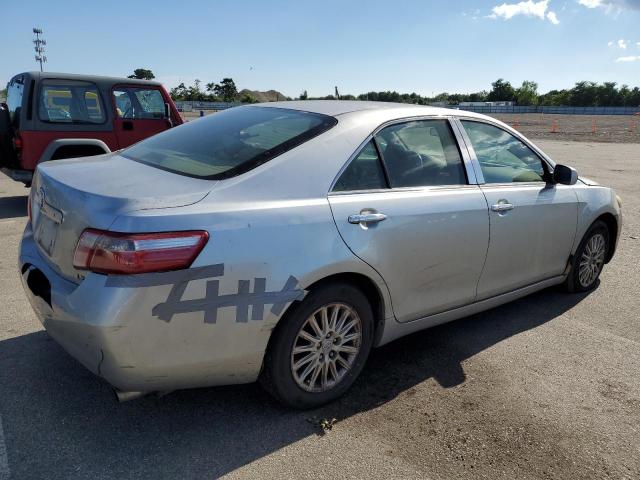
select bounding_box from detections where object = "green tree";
[515,80,539,106]
[487,79,515,102]
[128,68,155,80]
[299,90,308,100]
[0,87,7,101]
[240,93,259,103]
[169,82,188,100]
[627,87,640,107]
[597,82,620,106]
[213,78,238,102]
[569,81,598,106]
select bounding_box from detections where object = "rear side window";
[38,80,105,124]
[122,106,337,179]
[375,120,467,188]
[333,140,387,192]
[6,76,25,127]
[113,88,165,119]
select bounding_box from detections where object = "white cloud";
[637,41,640,47]
[546,10,560,22]
[616,55,640,62]
[577,0,640,12]
[618,39,628,49]
[608,40,614,46]
[489,0,560,24]
[578,0,603,6]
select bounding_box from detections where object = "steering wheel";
[121,105,134,119]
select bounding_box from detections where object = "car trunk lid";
[31,152,215,282]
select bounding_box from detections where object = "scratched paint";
[105,263,306,323]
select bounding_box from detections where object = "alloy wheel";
[578,233,606,288]
[290,303,362,393]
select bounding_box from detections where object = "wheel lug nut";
[329,352,335,358]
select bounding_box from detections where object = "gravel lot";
[491,113,640,144]
[0,140,638,479]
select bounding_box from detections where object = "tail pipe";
[114,390,148,402]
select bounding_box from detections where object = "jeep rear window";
[6,76,24,128]
[38,80,105,124]
[121,106,337,179]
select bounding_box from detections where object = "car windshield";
[122,106,337,179]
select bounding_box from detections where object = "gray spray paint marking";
[105,263,306,323]
[153,274,305,323]
[0,415,9,480]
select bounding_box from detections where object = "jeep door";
[112,86,172,147]
[329,118,490,323]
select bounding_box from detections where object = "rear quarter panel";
[105,197,393,388]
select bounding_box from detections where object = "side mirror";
[552,164,578,185]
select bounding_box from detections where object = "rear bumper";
[19,225,268,392]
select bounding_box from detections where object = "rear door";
[329,118,489,323]
[112,86,171,148]
[457,119,578,300]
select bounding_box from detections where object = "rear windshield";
[122,106,337,179]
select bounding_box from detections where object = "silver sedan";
[19,101,622,408]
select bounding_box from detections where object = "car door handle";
[491,202,515,212]
[348,213,387,224]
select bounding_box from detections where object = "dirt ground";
[479,113,639,144]
[0,140,639,479]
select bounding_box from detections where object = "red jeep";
[0,72,182,185]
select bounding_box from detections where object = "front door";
[112,86,170,148]
[329,119,489,323]
[458,119,578,300]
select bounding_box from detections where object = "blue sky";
[2,0,639,97]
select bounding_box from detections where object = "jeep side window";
[113,88,165,120]
[38,80,105,124]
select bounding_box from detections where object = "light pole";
[33,28,47,72]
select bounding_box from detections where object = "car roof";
[252,99,488,121]
[15,71,163,88]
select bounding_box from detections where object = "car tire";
[260,282,374,409]
[563,220,610,293]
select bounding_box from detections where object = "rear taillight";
[13,134,23,151]
[73,229,209,275]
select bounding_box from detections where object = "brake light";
[13,134,22,151]
[73,229,209,275]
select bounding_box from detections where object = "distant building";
[459,101,514,107]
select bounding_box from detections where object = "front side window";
[122,106,337,179]
[333,140,387,192]
[39,80,105,124]
[461,121,547,183]
[113,88,164,119]
[6,76,25,127]
[375,120,467,188]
